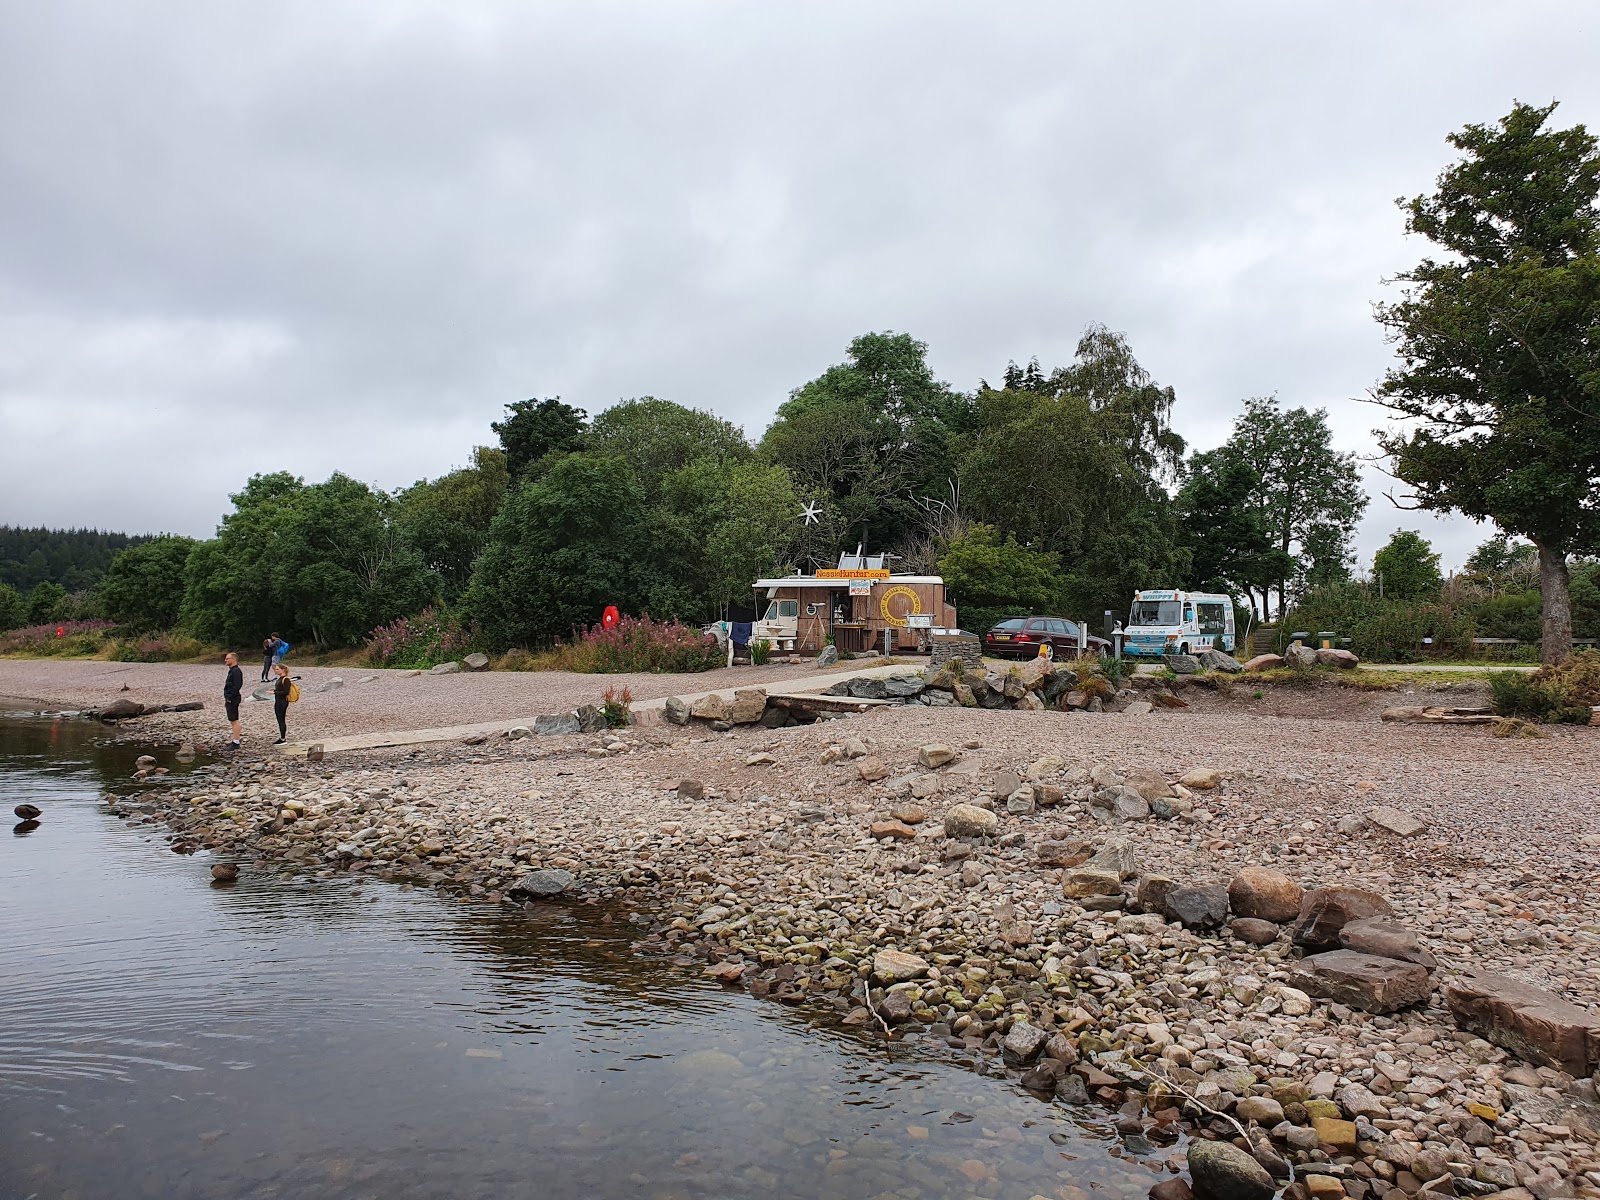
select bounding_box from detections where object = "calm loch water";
[0,715,1155,1200]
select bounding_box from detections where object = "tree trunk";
[1536,542,1573,666]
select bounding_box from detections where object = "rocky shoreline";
[92,667,1600,1200]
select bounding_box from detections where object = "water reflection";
[0,715,1153,1200]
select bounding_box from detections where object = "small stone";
[916,743,958,768]
[1178,767,1221,790]
[1038,839,1093,867]
[1137,874,1180,914]
[1064,868,1123,899]
[1305,1174,1346,1200]
[1365,806,1427,838]
[509,869,575,898]
[870,819,918,840]
[857,757,890,782]
[889,803,926,824]
[1001,1021,1049,1065]
[1150,1180,1194,1200]
[1277,986,1313,1016]
[428,660,461,674]
[1311,1116,1358,1151]
[1337,917,1437,970]
[677,779,705,800]
[744,752,776,766]
[942,804,998,839]
[210,862,238,882]
[1231,918,1281,946]
[872,949,929,983]
[1235,1096,1285,1125]
[1228,867,1304,923]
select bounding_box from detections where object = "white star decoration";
[800,501,822,525]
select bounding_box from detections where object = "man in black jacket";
[223,652,244,750]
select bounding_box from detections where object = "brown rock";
[870,819,917,840]
[1443,971,1600,1076]
[916,743,958,768]
[1243,653,1284,671]
[872,948,929,983]
[856,757,890,782]
[1337,917,1437,970]
[1316,647,1359,668]
[677,779,705,800]
[690,693,731,722]
[1310,1116,1359,1150]
[1064,868,1123,899]
[1365,806,1427,837]
[97,698,145,721]
[1291,885,1394,952]
[1289,950,1433,1014]
[1037,839,1094,867]
[1178,767,1221,790]
[1136,874,1179,914]
[942,803,998,839]
[728,688,767,724]
[1150,1179,1194,1200]
[1228,866,1304,923]
[889,802,926,825]
[1230,917,1281,945]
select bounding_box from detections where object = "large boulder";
[815,645,839,667]
[916,743,958,768]
[1289,950,1433,1014]
[1443,972,1600,1076]
[1228,867,1304,923]
[690,693,731,722]
[1164,884,1230,930]
[663,696,691,725]
[1291,885,1394,952]
[729,688,767,724]
[533,712,582,736]
[1001,1021,1049,1065]
[429,660,462,675]
[846,677,890,700]
[1166,653,1202,675]
[97,698,145,721]
[1285,644,1318,668]
[1198,649,1244,672]
[464,652,490,671]
[1186,1139,1276,1200]
[942,804,998,839]
[1316,647,1360,669]
[1243,653,1285,672]
[883,674,926,698]
[1338,917,1437,970]
[575,704,608,733]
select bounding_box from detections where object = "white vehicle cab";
[1123,589,1235,656]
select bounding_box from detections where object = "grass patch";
[1489,651,1600,724]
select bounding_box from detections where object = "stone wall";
[930,634,984,670]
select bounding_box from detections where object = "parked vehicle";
[1123,589,1236,656]
[982,616,1111,659]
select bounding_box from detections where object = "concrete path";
[274,661,918,757]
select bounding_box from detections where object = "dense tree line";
[0,527,152,592]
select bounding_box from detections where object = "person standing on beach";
[271,662,295,745]
[272,635,291,671]
[223,652,244,749]
[260,635,279,682]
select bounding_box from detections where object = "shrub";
[750,638,772,666]
[602,685,634,728]
[0,619,116,657]
[577,616,723,674]
[366,607,473,669]
[1097,654,1125,687]
[1490,651,1600,724]
[111,634,211,663]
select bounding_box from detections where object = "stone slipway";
[273,662,912,757]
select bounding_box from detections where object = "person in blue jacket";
[272,635,292,670]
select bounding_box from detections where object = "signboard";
[848,579,872,596]
[906,614,934,629]
[818,568,891,580]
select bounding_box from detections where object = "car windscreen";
[1130,601,1181,626]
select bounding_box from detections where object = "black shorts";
[225,700,240,721]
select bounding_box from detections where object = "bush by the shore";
[1490,650,1600,724]
[522,616,724,674]
[365,607,473,670]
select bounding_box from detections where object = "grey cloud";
[1,0,1595,575]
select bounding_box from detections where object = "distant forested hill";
[0,527,154,592]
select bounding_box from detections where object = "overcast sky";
[2,1,1597,572]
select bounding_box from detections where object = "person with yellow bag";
[271,662,301,745]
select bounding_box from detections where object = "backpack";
[287,682,301,704]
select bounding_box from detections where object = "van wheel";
[1179,643,1190,655]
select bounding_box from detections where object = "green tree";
[394,446,510,601]
[98,536,197,632]
[591,397,749,492]
[464,455,654,649]
[1216,395,1367,614]
[959,329,1188,618]
[0,582,24,632]
[183,472,439,647]
[1175,447,1291,608]
[937,523,1066,611]
[760,332,973,553]
[1372,530,1443,599]
[1374,101,1600,664]
[1462,534,1539,595]
[26,581,67,624]
[491,397,589,480]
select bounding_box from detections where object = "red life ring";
[601,605,620,630]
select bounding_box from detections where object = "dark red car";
[982,616,1111,659]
